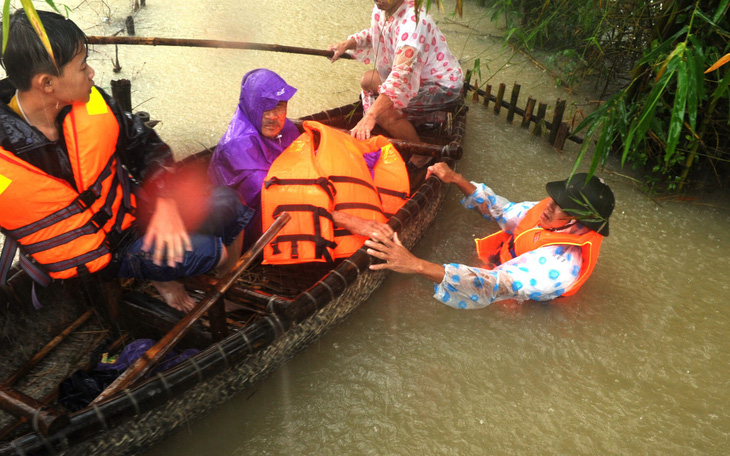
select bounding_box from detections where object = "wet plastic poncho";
[208,69,299,247]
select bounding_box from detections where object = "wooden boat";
[0,98,466,455]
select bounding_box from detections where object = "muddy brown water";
[2,1,729,454]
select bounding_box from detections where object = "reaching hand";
[142,197,193,267]
[426,162,458,183]
[332,211,393,239]
[350,114,376,140]
[365,232,420,274]
[328,40,351,62]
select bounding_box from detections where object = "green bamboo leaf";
[638,27,687,66]
[622,117,638,167]
[570,118,602,176]
[665,58,688,164]
[685,46,701,133]
[633,62,678,145]
[2,0,10,56]
[44,0,63,14]
[712,0,729,23]
[19,0,55,64]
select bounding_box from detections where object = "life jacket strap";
[0,235,52,289]
[270,204,336,263]
[264,176,336,201]
[21,173,120,254]
[5,154,117,240]
[376,186,409,200]
[328,175,378,194]
[333,202,384,215]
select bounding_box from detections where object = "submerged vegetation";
[479,0,730,192]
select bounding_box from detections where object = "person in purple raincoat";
[210,69,397,253]
[208,69,302,250]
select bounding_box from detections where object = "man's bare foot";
[151,280,196,313]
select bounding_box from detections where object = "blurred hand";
[142,197,193,267]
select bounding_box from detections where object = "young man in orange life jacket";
[0,10,252,313]
[365,162,615,308]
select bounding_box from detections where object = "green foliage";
[481,0,730,192]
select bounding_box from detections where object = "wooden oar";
[91,212,291,405]
[86,36,353,60]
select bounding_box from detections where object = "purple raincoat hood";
[238,68,297,132]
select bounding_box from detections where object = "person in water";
[328,0,464,167]
[365,163,615,308]
[208,68,395,251]
[0,10,251,313]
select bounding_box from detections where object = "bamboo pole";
[3,309,94,387]
[86,36,353,60]
[91,212,291,405]
[0,385,68,436]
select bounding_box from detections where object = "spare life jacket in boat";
[261,121,409,264]
[474,198,603,297]
[0,87,135,281]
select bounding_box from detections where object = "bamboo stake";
[522,97,536,128]
[86,36,353,60]
[494,83,506,115]
[483,84,492,108]
[555,122,570,151]
[549,99,566,145]
[533,102,547,137]
[507,83,521,122]
[90,212,291,405]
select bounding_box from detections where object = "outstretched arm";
[426,162,476,196]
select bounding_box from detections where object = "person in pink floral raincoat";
[329,0,463,167]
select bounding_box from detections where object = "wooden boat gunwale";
[0,98,467,456]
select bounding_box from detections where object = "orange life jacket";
[0,87,135,280]
[261,121,409,264]
[474,198,603,297]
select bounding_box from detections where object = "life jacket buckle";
[89,211,112,231]
[74,188,100,211]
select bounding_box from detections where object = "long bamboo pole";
[90,212,291,405]
[86,36,353,60]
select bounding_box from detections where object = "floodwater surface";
[7,0,730,454]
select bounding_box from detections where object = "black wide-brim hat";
[545,173,615,236]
